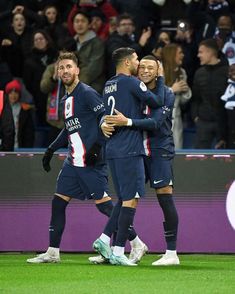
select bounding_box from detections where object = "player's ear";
[77,66,80,76]
[125,58,130,67]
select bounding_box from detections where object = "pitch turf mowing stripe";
[0,254,235,294]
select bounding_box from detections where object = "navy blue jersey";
[50,82,105,167]
[103,74,164,159]
[132,85,175,155]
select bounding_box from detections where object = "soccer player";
[27,52,114,263]
[104,55,180,266]
[93,48,164,266]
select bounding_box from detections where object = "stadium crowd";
[1,0,235,150]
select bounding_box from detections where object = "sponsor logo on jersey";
[140,81,147,92]
[65,117,81,131]
[104,83,117,94]
[93,103,104,112]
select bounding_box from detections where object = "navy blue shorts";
[144,152,174,189]
[108,156,145,201]
[56,161,109,200]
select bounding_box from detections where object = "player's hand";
[105,109,128,126]
[157,61,164,77]
[101,121,115,138]
[85,143,101,166]
[42,147,54,172]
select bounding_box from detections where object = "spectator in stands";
[0,1,17,36]
[90,9,110,41]
[62,11,106,93]
[110,0,161,34]
[106,13,152,77]
[5,79,35,148]
[186,0,216,41]
[40,61,66,143]
[214,14,235,65]
[0,12,33,78]
[152,30,171,60]
[191,38,228,149]
[41,5,69,49]
[67,0,117,36]
[207,0,231,22]
[0,89,15,151]
[162,43,192,149]
[221,63,235,149]
[174,19,199,87]
[23,30,57,129]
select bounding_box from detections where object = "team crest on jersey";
[65,96,74,119]
[140,81,147,92]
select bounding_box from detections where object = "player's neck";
[66,79,79,94]
[147,80,156,90]
[116,67,131,76]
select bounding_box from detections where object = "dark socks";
[96,200,113,217]
[104,200,122,237]
[49,196,69,248]
[115,207,136,247]
[157,194,178,250]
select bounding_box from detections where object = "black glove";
[42,147,54,172]
[85,143,102,166]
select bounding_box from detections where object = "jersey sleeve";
[132,87,175,131]
[86,89,105,119]
[49,127,68,151]
[132,117,157,130]
[130,76,164,108]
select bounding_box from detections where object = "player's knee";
[96,199,113,217]
[156,186,172,194]
[122,198,138,208]
[54,193,71,202]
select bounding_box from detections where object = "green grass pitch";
[0,253,235,294]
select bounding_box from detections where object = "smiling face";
[138,59,158,86]
[57,59,79,86]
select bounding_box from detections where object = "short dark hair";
[72,10,91,24]
[141,55,159,70]
[57,51,78,65]
[141,55,159,63]
[117,13,134,26]
[199,38,219,56]
[112,47,136,67]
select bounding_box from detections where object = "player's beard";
[61,73,76,86]
[130,64,138,76]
